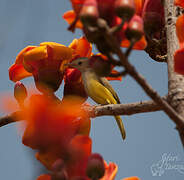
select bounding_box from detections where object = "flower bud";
[125,15,144,42]
[14,81,27,104]
[86,153,105,179]
[79,0,99,26]
[115,0,135,21]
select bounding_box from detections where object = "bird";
[69,57,126,140]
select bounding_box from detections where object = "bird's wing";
[99,77,121,104]
[86,78,117,105]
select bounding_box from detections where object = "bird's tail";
[114,116,126,140]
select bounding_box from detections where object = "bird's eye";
[78,61,82,65]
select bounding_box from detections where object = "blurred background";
[0,0,183,180]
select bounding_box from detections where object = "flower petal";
[134,0,144,15]
[40,42,73,60]
[70,0,85,14]
[175,0,184,8]
[36,151,59,170]
[24,45,48,62]
[36,174,51,180]
[63,10,83,29]
[100,161,118,180]
[64,68,88,100]
[122,177,140,180]
[9,63,32,82]
[106,70,122,81]
[69,37,92,57]
[15,46,37,64]
[174,47,184,75]
[121,36,147,50]
[176,15,184,47]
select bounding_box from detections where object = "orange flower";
[63,1,147,50]
[36,174,51,180]
[100,161,118,180]
[134,0,145,15]
[69,36,92,58]
[64,68,88,99]
[122,177,140,180]
[9,42,73,92]
[63,10,83,29]
[113,16,147,50]
[175,0,184,8]
[22,95,91,150]
[176,15,184,48]
[36,135,92,178]
[174,47,184,75]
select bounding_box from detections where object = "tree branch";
[164,0,184,147]
[92,99,163,117]
[93,19,184,129]
[0,98,166,128]
[0,111,22,127]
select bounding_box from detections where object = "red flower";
[174,47,184,75]
[36,174,51,180]
[64,68,88,99]
[113,15,147,50]
[63,0,147,50]
[9,42,73,93]
[36,161,119,180]
[176,15,184,48]
[175,0,184,8]
[141,0,164,36]
[134,0,145,15]
[174,15,184,75]
[22,95,91,150]
[122,177,140,180]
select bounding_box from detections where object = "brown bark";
[0,99,163,127]
[164,0,184,147]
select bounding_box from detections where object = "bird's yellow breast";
[82,71,117,105]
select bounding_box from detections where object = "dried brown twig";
[0,98,165,128]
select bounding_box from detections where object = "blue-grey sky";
[0,0,183,180]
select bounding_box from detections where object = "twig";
[0,111,23,127]
[92,99,163,117]
[93,19,184,129]
[109,19,125,34]
[0,99,164,128]
[125,40,136,57]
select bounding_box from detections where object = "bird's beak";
[64,62,75,68]
[63,63,69,67]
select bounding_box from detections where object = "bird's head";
[68,57,90,72]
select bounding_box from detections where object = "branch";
[0,98,165,128]
[92,99,162,117]
[164,0,184,147]
[93,19,184,130]
[0,111,22,127]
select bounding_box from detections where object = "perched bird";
[69,57,126,140]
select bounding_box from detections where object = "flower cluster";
[63,0,149,50]
[6,0,162,179]
[9,36,126,180]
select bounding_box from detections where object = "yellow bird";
[69,58,126,140]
